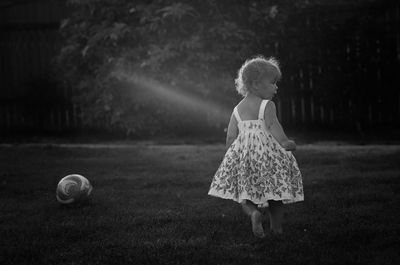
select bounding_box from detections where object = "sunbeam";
[111,68,232,127]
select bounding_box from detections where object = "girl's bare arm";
[264,101,296,150]
[225,112,238,149]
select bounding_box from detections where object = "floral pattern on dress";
[208,117,304,208]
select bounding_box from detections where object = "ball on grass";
[56,174,93,204]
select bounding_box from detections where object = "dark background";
[0,0,399,142]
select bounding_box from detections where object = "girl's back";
[236,98,264,121]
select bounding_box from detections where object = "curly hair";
[234,55,282,97]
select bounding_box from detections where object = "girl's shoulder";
[236,98,262,111]
[264,100,276,113]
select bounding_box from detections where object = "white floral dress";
[208,100,304,208]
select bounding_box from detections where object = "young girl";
[207,55,304,238]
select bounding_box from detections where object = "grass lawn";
[0,143,399,265]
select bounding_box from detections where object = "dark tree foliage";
[56,0,307,136]
[55,0,394,136]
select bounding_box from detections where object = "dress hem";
[207,189,304,208]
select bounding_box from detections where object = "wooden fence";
[0,1,399,134]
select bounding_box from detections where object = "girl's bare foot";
[251,211,266,238]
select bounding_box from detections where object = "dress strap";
[258,100,269,120]
[233,106,242,122]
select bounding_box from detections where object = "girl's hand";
[282,140,296,151]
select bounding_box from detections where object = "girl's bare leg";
[241,199,258,216]
[241,200,265,238]
[268,200,285,234]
